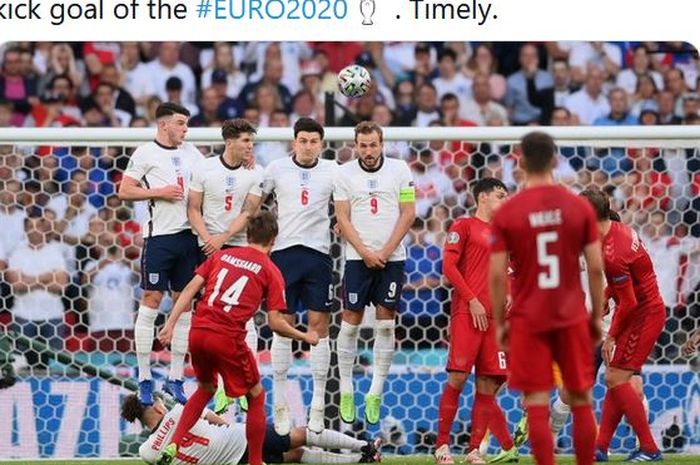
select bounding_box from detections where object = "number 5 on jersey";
[536,231,560,289]
[208,269,250,312]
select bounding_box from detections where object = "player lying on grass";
[121,393,382,464]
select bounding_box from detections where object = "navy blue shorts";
[343,260,405,312]
[238,423,291,464]
[140,230,199,292]
[271,245,333,313]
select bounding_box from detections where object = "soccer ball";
[337,65,371,98]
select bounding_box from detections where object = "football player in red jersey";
[155,212,319,465]
[490,132,605,465]
[434,178,515,465]
[580,188,664,463]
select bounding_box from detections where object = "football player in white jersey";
[121,394,382,464]
[334,121,416,426]
[262,118,337,434]
[188,118,264,416]
[118,102,202,406]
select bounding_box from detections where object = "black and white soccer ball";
[337,64,372,98]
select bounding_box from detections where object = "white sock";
[134,305,158,381]
[368,319,395,397]
[337,321,359,394]
[169,311,191,380]
[245,318,258,356]
[310,337,330,411]
[306,429,366,451]
[271,334,292,407]
[551,396,571,436]
[301,448,362,464]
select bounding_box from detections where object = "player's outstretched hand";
[158,324,175,347]
[468,298,488,331]
[305,330,320,346]
[158,184,185,202]
[682,332,700,357]
[203,234,228,255]
[602,336,615,365]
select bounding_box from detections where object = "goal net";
[0,126,698,458]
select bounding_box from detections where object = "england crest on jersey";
[148,273,160,285]
[225,175,236,191]
[367,178,378,190]
[299,171,311,185]
[348,293,358,304]
[171,156,181,168]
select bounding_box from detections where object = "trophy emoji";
[360,0,375,25]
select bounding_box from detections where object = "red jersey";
[443,217,492,316]
[491,185,598,332]
[602,220,665,338]
[192,247,287,338]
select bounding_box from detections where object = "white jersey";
[334,157,414,262]
[85,261,135,332]
[263,156,337,255]
[191,156,264,247]
[123,141,202,238]
[139,405,247,465]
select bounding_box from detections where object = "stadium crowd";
[0,41,698,369]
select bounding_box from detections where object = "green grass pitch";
[5,456,700,465]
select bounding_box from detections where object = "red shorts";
[509,318,594,393]
[188,328,260,397]
[611,307,665,372]
[446,313,507,378]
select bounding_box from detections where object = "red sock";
[469,393,491,450]
[596,390,623,451]
[437,383,461,447]
[526,405,555,465]
[572,405,596,465]
[610,383,658,453]
[170,387,213,448]
[245,389,267,465]
[485,396,514,451]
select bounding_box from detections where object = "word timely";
[407,0,496,25]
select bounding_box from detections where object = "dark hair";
[580,187,617,221]
[520,131,556,174]
[246,211,279,246]
[49,74,73,90]
[155,102,190,119]
[438,48,457,63]
[121,393,146,424]
[221,118,256,141]
[293,117,324,139]
[440,92,459,104]
[354,121,383,142]
[472,177,507,205]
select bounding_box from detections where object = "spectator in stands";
[411,146,458,218]
[463,43,506,101]
[461,73,508,126]
[146,42,197,109]
[567,41,622,86]
[0,46,39,125]
[290,89,318,124]
[594,88,637,126]
[210,70,242,120]
[255,109,291,166]
[52,170,99,246]
[239,57,293,114]
[6,207,69,371]
[99,64,137,118]
[0,179,25,254]
[200,42,247,100]
[617,45,664,97]
[371,103,410,160]
[24,90,80,129]
[630,74,660,117]
[657,90,683,125]
[565,65,609,125]
[92,82,133,127]
[393,78,417,126]
[504,43,553,125]
[83,42,120,91]
[189,87,224,128]
[83,239,137,353]
[412,83,440,127]
[38,43,85,97]
[0,99,13,127]
[639,109,661,126]
[681,93,700,121]
[252,83,284,127]
[119,42,155,115]
[164,77,198,117]
[432,48,472,111]
[525,59,577,125]
[663,68,688,117]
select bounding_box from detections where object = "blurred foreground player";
[121,394,382,464]
[156,212,319,465]
[490,131,605,465]
[580,188,664,463]
[435,178,516,465]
